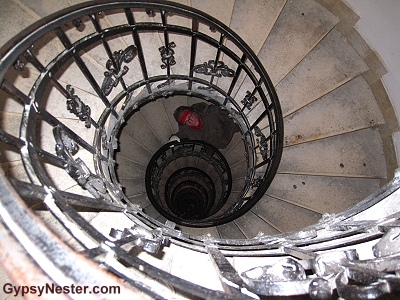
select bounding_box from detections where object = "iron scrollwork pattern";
[159,42,176,69]
[101,45,138,96]
[242,91,257,110]
[254,126,268,160]
[66,85,91,128]
[53,126,114,202]
[193,60,235,77]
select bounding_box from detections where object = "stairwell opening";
[1,1,399,299]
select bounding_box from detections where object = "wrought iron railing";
[1,1,400,299]
[145,140,232,226]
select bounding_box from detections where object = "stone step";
[116,156,147,179]
[229,0,286,55]
[120,176,146,198]
[234,211,280,238]
[276,28,369,117]
[176,225,220,238]
[118,130,153,165]
[121,111,164,153]
[142,204,161,220]
[279,127,387,178]
[266,173,381,214]
[126,193,150,209]
[258,0,339,85]
[283,75,385,146]
[251,195,321,233]
[139,99,174,144]
[217,222,246,239]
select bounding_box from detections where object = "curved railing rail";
[1,1,400,299]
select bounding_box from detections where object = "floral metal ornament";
[101,45,137,96]
[66,85,91,128]
[193,60,235,77]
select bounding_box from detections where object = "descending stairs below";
[0,0,397,298]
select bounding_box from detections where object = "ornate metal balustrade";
[0,1,399,299]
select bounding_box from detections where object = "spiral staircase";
[0,0,399,299]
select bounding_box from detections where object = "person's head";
[174,106,202,129]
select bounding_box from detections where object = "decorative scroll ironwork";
[241,91,257,110]
[240,237,400,299]
[53,126,115,202]
[101,45,137,96]
[193,60,235,77]
[159,42,176,69]
[252,177,263,188]
[109,226,169,255]
[254,126,268,160]
[66,85,91,128]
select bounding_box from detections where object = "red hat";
[177,109,192,125]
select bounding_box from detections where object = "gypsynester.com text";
[3,283,121,297]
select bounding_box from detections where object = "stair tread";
[115,157,147,179]
[217,222,246,239]
[119,177,146,197]
[126,193,150,209]
[142,204,161,220]
[279,127,387,178]
[0,1,37,46]
[192,0,234,27]
[252,195,321,233]
[118,131,153,165]
[283,75,385,146]
[259,0,339,85]
[276,28,369,117]
[176,226,220,238]
[139,100,174,144]
[234,211,280,238]
[230,0,286,54]
[267,173,381,214]
[122,112,163,152]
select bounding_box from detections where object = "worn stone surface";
[0,0,37,46]
[122,111,164,153]
[258,0,339,85]
[191,0,235,27]
[177,225,220,238]
[140,99,174,144]
[346,27,373,58]
[280,128,387,178]
[116,156,147,179]
[217,222,246,239]
[283,76,385,146]
[252,195,321,233]
[363,51,388,84]
[327,0,360,35]
[266,173,380,214]
[234,211,280,237]
[371,79,400,182]
[118,130,153,165]
[229,0,286,54]
[276,28,368,116]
